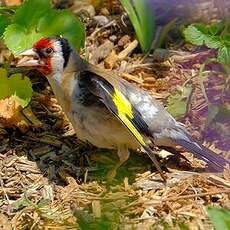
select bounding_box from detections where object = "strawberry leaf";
[184,23,230,66]
[223,33,230,45]
[184,24,221,49]
[208,22,224,36]
[184,24,207,46]
[217,46,230,66]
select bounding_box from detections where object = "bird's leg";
[107,145,130,181]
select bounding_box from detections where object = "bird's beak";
[16,48,41,67]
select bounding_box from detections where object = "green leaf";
[184,24,221,49]
[14,198,33,210]
[223,33,230,45]
[167,85,193,119]
[0,15,8,37]
[0,68,12,99]
[11,0,51,29]
[120,0,155,53]
[209,24,218,35]
[3,0,85,54]
[0,68,32,108]
[73,210,111,230]
[207,206,230,230]
[4,24,42,54]
[74,210,95,230]
[208,22,224,36]
[217,46,230,65]
[37,9,85,50]
[184,24,207,46]
[37,199,50,208]
[9,73,33,107]
[205,36,221,49]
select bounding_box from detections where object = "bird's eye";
[45,48,53,55]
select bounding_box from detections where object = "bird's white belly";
[68,104,140,150]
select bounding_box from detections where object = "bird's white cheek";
[50,54,64,74]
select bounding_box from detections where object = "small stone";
[109,35,117,42]
[93,15,109,26]
[118,35,131,47]
[71,2,95,18]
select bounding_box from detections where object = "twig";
[118,39,138,60]
[90,20,116,38]
[198,58,218,105]
[0,175,10,205]
[145,189,230,204]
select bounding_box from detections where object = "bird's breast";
[48,73,140,150]
[70,102,140,150]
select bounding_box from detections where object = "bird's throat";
[36,66,52,75]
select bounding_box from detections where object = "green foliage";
[0,68,32,108]
[13,197,58,223]
[207,206,230,230]
[74,210,110,230]
[167,84,193,119]
[14,197,34,210]
[120,0,155,53]
[14,196,51,210]
[184,22,230,126]
[218,46,230,66]
[0,15,8,37]
[3,0,85,54]
[184,22,230,66]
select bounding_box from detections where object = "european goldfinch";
[17,36,229,180]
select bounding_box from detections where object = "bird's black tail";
[174,135,229,172]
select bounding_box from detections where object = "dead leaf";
[0,96,30,132]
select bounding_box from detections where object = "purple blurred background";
[148,0,230,25]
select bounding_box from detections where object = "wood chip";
[121,73,144,84]
[104,50,118,69]
[92,200,101,218]
[90,40,114,65]
[118,39,138,60]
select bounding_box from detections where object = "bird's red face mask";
[17,38,54,75]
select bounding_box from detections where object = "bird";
[16,36,229,181]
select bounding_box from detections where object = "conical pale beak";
[16,49,41,67]
[18,48,37,56]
